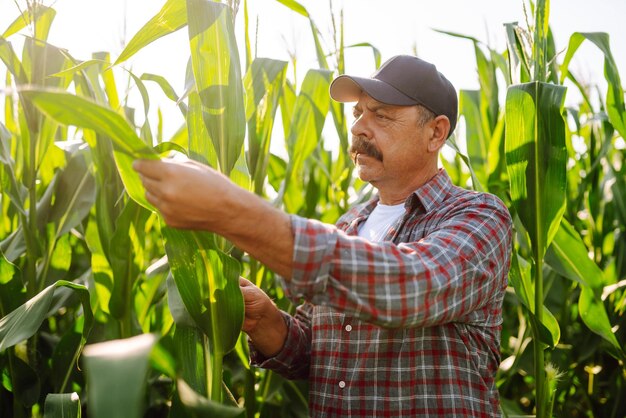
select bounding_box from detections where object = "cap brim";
[329,75,418,105]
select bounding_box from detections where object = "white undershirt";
[357,202,406,242]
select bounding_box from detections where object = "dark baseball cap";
[329,55,458,137]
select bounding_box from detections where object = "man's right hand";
[239,277,288,358]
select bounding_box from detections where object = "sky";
[1,0,625,142]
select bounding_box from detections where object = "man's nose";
[351,115,372,139]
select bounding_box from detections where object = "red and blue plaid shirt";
[251,169,512,417]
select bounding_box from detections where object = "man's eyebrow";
[367,102,395,112]
[353,102,394,113]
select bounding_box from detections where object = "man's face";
[350,94,434,190]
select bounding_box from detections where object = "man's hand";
[240,277,288,357]
[133,158,235,231]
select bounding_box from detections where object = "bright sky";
[1,0,625,141]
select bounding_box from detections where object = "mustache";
[349,136,383,163]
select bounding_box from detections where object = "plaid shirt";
[251,169,512,417]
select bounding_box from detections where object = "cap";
[329,55,458,137]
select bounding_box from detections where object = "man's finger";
[133,159,166,180]
[139,176,163,198]
[144,189,161,208]
[239,277,253,287]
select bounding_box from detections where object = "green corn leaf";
[0,121,26,215]
[533,0,550,81]
[141,73,189,116]
[115,0,187,66]
[274,0,309,17]
[559,32,626,139]
[579,287,625,360]
[10,355,41,408]
[163,227,244,400]
[545,219,624,358]
[2,4,56,39]
[43,393,81,418]
[177,378,245,418]
[345,43,381,69]
[187,86,218,167]
[187,0,245,176]
[163,228,243,357]
[244,58,288,188]
[0,280,93,352]
[508,251,560,347]
[503,23,531,84]
[108,200,150,321]
[459,90,489,188]
[83,334,157,418]
[173,325,207,395]
[445,134,485,192]
[279,69,332,212]
[51,329,82,393]
[505,81,567,260]
[612,171,626,227]
[243,0,252,68]
[0,37,28,84]
[21,89,158,210]
[48,147,96,239]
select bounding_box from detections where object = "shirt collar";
[406,168,452,213]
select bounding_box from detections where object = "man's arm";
[287,196,512,328]
[133,158,294,278]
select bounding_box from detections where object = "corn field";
[0,0,624,417]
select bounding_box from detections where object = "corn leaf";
[346,43,381,69]
[2,5,56,39]
[83,334,157,418]
[503,23,531,84]
[445,134,485,192]
[279,69,332,212]
[162,228,243,357]
[244,58,288,188]
[505,81,567,260]
[559,32,626,140]
[177,379,245,418]
[0,37,28,84]
[141,73,189,116]
[187,0,245,176]
[43,393,81,418]
[48,148,96,239]
[274,0,309,17]
[0,280,93,352]
[460,90,488,188]
[508,251,560,347]
[187,86,218,167]
[545,219,625,358]
[115,0,187,66]
[22,89,158,210]
[108,200,150,320]
[612,171,626,227]
[172,324,207,395]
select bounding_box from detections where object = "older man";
[134,55,512,417]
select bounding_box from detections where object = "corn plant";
[443,1,625,416]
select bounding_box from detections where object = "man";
[134,55,512,417]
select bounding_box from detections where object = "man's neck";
[376,167,439,205]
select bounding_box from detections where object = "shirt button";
[345,324,352,332]
[338,380,346,388]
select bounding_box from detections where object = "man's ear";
[427,115,450,152]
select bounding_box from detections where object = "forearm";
[216,186,294,279]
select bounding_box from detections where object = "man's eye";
[376,113,387,120]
